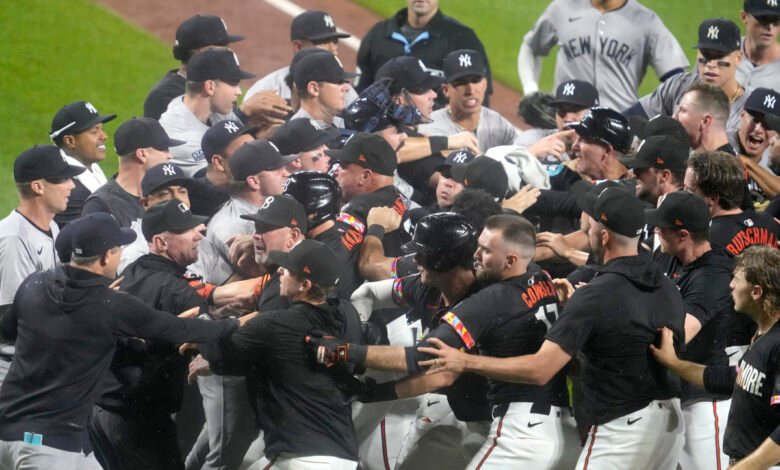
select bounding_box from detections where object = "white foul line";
[263,0,362,51]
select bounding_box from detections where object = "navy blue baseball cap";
[14,145,86,183]
[174,15,244,54]
[50,101,116,144]
[114,117,185,156]
[187,48,255,82]
[229,139,297,181]
[142,199,207,242]
[290,11,350,42]
[70,213,136,257]
[270,118,340,155]
[376,56,445,95]
[443,49,487,83]
[695,18,741,54]
[435,149,476,176]
[201,120,256,163]
[141,163,194,197]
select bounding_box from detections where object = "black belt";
[492,402,554,419]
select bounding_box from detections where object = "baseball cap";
[443,49,487,84]
[187,48,255,83]
[450,157,509,201]
[141,163,193,197]
[549,80,599,108]
[240,194,307,234]
[114,117,185,156]
[743,87,780,118]
[229,140,297,181]
[744,0,780,17]
[517,92,557,130]
[293,52,358,89]
[270,118,340,155]
[50,101,116,143]
[695,18,741,54]
[376,56,445,95]
[70,213,137,257]
[618,136,690,172]
[268,239,340,287]
[568,107,632,153]
[645,191,711,232]
[577,186,645,237]
[290,11,350,42]
[14,145,86,183]
[142,199,207,242]
[636,114,690,145]
[765,113,780,133]
[175,15,244,52]
[201,120,257,163]
[435,149,476,176]
[325,133,397,176]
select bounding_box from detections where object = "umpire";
[0,213,240,470]
[200,240,364,469]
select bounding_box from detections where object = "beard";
[475,264,502,284]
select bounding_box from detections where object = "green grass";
[353,0,741,94]
[0,0,172,215]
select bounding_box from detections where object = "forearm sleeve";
[350,279,395,321]
[702,364,737,395]
[404,325,466,375]
[517,41,542,95]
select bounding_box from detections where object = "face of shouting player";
[253,226,293,268]
[160,224,205,267]
[738,111,774,158]
[444,76,486,118]
[673,92,706,149]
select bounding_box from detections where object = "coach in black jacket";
[0,213,240,470]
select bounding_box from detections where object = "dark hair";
[483,214,537,258]
[296,81,322,100]
[684,83,729,125]
[186,80,206,96]
[670,169,685,189]
[15,182,36,199]
[668,227,709,243]
[735,245,780,314]
[687,151,746,210]
[450,188,502,234]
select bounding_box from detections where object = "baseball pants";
[250,453,358,470]
[0,439,102,470]
[679,399,731,470]
[577,398,684,470]
[186,374,257,470]
[467,402,579,470]
[395,394,489,470]
[352,397,421,470]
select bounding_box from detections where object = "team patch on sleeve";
[392,278,406,306]
[771,395,780,406]
[390,257,399,279]
[336,213,366,234]
[442,312,475,350]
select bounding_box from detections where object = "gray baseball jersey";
[204,196,259,285]
[0,211,59,306]
[522,0,689,111]
[289,107,345,130]
[418,106,522,153]
[159,97,239,177]
[244,65,359,106]
[736,37,780,91]
[638,72,749,137]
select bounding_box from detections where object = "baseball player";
[49,101,116,227]
[419,49,521,153]
[647,192,735,469]
[159,48,254,177]
[650,245,780,469]
[289,51,357,129]
[270,118,339,173]
[518,0,688,111]
[673,83,739,155]
[631,18,749,136]
[737,0,780,90]
[243,10,357,106]
[421,188,687,469]
[732,88,780,201]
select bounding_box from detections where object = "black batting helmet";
[283,171,342,227]
[568,107,632,153]
[402,212,477,272]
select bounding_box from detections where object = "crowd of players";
[2,0,780,468]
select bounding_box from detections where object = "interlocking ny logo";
[260,196,274,210]
[162,164,176,176]
[452,151,469,163]
[707,26,719,40]
[769,0,778,7]
[764,94,777,110]
[562,83,576,96]
[324,14,335,28]
[224,121,240,133]
[458,54,472,68]
[84,102,98,114]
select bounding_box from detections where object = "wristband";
[349,343,368,365]
[430,136,448,154]
[366,224,386,241]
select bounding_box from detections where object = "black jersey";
[723,322,780,460]
[547,256,685,426]
[673,251,733,402]
[254,271,287,312]
[710,211,780,257]
[314,221,362,299]
[430,271,569,408]
[340,185,409,257]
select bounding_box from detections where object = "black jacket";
[202,299,363,461]
[356,8,492,100]
[0,265,237,452]
[96,253,209,415]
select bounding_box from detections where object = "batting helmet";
[283,171,342,227]
[569,107,632,153]
[402,212,477,272]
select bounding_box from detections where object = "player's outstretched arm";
[419,338,571,385]
[730,437,780,469]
